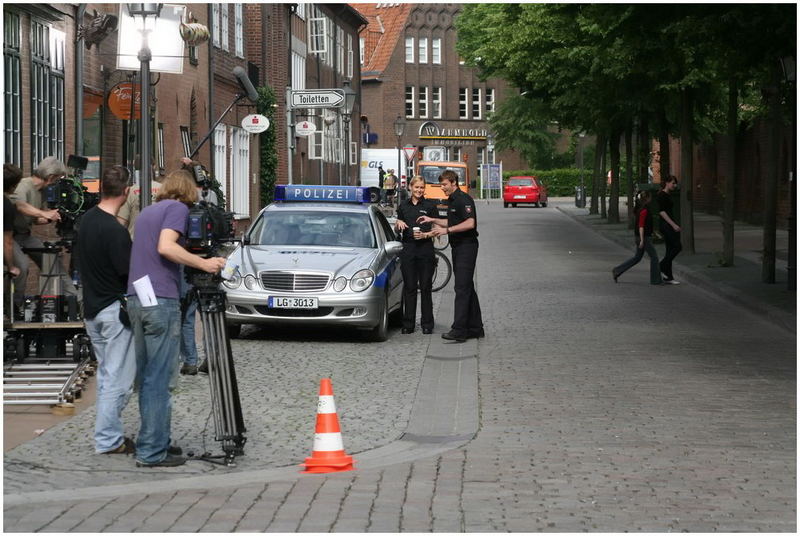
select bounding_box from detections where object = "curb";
[557,206,796,335]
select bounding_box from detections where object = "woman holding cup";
[394,175,437,334]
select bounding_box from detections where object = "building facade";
[353,3,528,186]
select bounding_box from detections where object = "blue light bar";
[274,185,371,203]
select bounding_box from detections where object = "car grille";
[259,271,330,292]
[254,305,333,317]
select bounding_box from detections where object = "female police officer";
[394,176,436,334]
[417,169,484,342]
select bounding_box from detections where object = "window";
[405,86,415,118]
[234,4,244,57]
[309,117,324,160]
[350,141,358,166]
[49,29,65,161]
[4,11,22,165]
[432,87,442,119]
[347,33,353,78]
[212,4,220,46]
[292,51,306,90]
[180,126,192,157]
[418,37,427,63]
[336,25,344,75]
[213,125,227,199]
[477,146,484,179]
[189,43,198,65]
[405,37,414,63]
[31,20,66,166]
[326,17,334,67]
[432,38,441,64]
[220,4,229,51]
[359,37,365,65]
[230,127,250,218]
[453,147,461,162]
[418,86,428,119]
[308,17,326,54]
[296,3,306,20]
[486,88,495,114]
[459,88,468,119]
[472,88,482,119]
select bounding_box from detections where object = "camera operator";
[10,157,74,307]
[126,170,226,468]
[74,166,138,455]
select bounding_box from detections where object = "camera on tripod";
[44,155,100,242]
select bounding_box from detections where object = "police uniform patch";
[465,206,472,214]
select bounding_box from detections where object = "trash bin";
[575,185,586,208]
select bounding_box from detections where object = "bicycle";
[431,249,452,292]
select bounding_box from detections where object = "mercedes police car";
[222,185,403,341]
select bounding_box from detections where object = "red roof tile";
[350,3,413,80]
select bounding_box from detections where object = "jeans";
[179,273,199,367]
[128,295,181,464]
[84,301,136,453]
[613,236,662,284]
[659,223,682,280]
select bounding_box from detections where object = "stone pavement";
[4,200,796,531]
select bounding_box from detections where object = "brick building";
[352,3,528,186]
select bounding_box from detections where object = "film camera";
[44,155,100,242]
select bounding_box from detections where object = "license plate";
[268,296,319,309]
[514,195,527,199]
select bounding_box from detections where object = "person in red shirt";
[612,191,663,285]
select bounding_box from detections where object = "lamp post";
[393,115,406,180]
[127,3,162,210]
[485,134,495,199]
[577,132,586,208]
[341,79,357,185]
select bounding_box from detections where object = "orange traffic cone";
[301,378,355,473]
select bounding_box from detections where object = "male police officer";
[417,169,484,342]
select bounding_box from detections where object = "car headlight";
[349,269,374,292]
[333,276,347,292]
[222,270,242,289]
[244,274,259,290]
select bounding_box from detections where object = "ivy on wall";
[256,85,278,207]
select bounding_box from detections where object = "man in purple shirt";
[127,170,226,467]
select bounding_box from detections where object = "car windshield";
[249,210,376,248]
[508,178,534,187]
[419,165,467,185]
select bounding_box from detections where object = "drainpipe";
[287,4,295,185]
[75,4,87,156]
[208,4,215,175]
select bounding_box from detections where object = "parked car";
[222,185,404,342]
[503,176,547,208]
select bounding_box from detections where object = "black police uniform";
[396,196,436,332]
[446,188,484,338]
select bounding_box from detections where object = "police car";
[222,185,403,341]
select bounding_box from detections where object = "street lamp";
[341,79,357,185]
[486,133,495,161]
[393,115,406,180]
[127,3,162,210]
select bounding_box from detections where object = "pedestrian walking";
[395,176,436,334]
[74,166,137,455]
[383,169,397,207]
[417,169,484,342]
[126,170,226,467]
[658,175,682,284]
[612,190,663,285]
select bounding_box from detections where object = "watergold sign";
[418,121,488,141]
[108,82,141,120]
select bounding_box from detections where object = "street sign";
[403,146,417,162]
[290,89,345,108]
[241,114,270,134]
[295,121,317,136]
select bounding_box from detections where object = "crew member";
[394,175,436,334]
[117,158,161,238]
[417,169,484,342]
[75,166,138,454]
[126,170,226,467]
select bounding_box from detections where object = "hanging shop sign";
[295,121,317,136]
[241,114,270,134]
[108,82,141,120]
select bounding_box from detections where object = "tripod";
[187,271,247,466]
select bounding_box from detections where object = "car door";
[374,209,403,310]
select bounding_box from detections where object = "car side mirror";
[384,240,403,256]
[242,233,251,246]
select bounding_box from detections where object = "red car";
[503,176,547,208]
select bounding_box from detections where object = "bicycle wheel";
[433,233,449,250]
[431,250,452,292]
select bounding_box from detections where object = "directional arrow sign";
[290,89,345,108]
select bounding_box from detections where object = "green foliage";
[501,168,627,197]
[256,85,278,208]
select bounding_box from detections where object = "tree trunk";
[762,70,780,283]
[722,77,738,267]
[608,127,621,223]
[638,116,650,185]
[600,136,607,219]
[680,87,695,254]
[590,132,605,215]
[658,106,671,180]
[625,120,634,228]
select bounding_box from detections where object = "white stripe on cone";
[313,432,344,452]
[317,395,336,414]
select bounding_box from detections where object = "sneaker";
[135,453,187,468]
[663,279,680,285]
[180,364,198,376]
[103,436,135,455]
[168,444,183,456]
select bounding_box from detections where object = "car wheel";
[227,324,242,339]
[367,297,389,342]
[534,202,539,207]
[504,202,509,208]
[541,201,547,207]
[389,294,403,327]
[512,203,517,208]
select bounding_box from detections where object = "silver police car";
[222,185,403,341]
